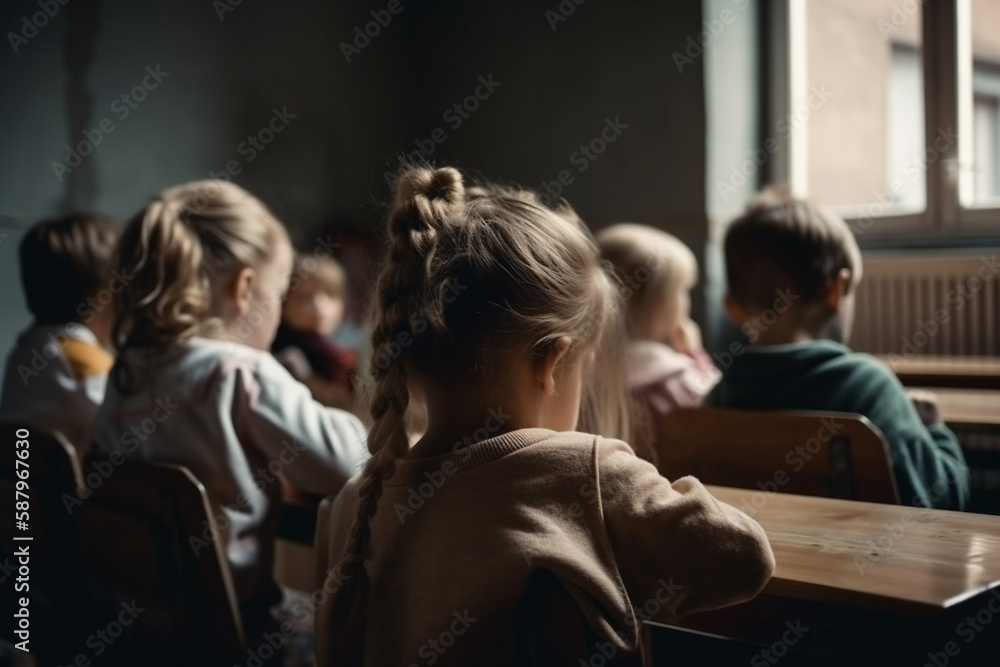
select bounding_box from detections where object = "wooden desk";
[650,486,1000,666]
[925,388,1000,427]
[880,355,1000,390]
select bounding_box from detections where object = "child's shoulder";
[126,337,289,385]
[7,322,109,378]
[538,430,643,472]
[825,345,899,385]
[182,336,264,363]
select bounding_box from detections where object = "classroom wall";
[0,0,740,377]
[0,0,414,375]
[392,2,708,224]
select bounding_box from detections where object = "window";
[770,0,1000,239]
[966,0,1000,207]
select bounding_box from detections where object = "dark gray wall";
[1,0,753,376]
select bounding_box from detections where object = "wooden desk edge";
[704,485,1000,615]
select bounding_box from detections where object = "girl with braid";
[316,166,774,665]
[92,180,368,643]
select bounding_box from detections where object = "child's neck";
[409,372,540,459]
[750,318,842,346]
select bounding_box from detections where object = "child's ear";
[824,268,852,313]
[228,267,256,316]
[533,336,572,395]
[723,292,749,326]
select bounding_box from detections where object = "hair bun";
[390,167,465,243]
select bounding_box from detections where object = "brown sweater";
[317,429,774,665]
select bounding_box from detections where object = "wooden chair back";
[0,422,85,585]
[314,494,336,589]
[75,458,245,663]
[0,423,95,662]
[654,408,900,504]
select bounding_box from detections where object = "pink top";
[625,341,720,464]
[626,341,720,416]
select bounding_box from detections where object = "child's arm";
[233,353,369,496]
[666,319,720,403]
[596,439,775,622]
[854,361,969,510]
[905,388,942,427]
[668,318,703,358]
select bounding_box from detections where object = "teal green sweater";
[704,340,970,510]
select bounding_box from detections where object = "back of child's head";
[113,180,289,367]
[291,253,346,298]
[283,253,348,337]
[323,165,628,658]
[19,213,118,325]
[725,187,862,314]
[596,224,697,340]
[367,167,625,443]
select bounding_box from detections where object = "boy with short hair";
[706,188,969,510]
[0,213,120,455]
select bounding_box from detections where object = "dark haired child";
[0,213,119,454]
[706,188,969,510]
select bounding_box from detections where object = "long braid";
[320,167,465,664]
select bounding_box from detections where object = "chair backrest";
[75,458,245,662]
[0,422,85,570]
[0,423,95,662]
[654,408,900,504]
[314,494,336,590]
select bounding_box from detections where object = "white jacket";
[92,336,368,607]
[0,322,108,454]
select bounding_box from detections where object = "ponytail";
[112,180,287,391]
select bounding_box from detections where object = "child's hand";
[669,318,703,357]
[906,388,943,427]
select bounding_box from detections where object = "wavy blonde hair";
[596,223,698,339]
[319,165,629,663]
[112,179,288,389]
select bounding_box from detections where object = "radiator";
[851,250,1000,357]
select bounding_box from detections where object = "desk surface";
[927,387,1000,426]
[708,485,1000,617]
[880,355,1000,389]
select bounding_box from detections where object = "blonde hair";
[596,223,698,339]
[321,166,629,661]
[112,180,289,388]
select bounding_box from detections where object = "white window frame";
[768,0,1000,242]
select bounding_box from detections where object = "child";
[705,188,970,510]
[315,166,774,665]
[272,254,357,410]
[90,180,368,635]
[0,213,119,455]
[597,224,720,461]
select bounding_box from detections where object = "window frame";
[767,0,1000,244]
